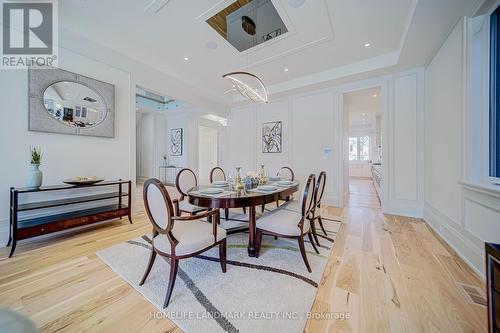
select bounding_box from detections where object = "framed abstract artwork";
[170,128,183,156]
[262,121,282,153]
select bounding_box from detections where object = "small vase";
[26,163,43,189]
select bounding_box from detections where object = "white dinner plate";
[268,176,281,181]
[211,181,229,187]
[276,180,294,186]
[257,185,278,191]
[200,188,224,195]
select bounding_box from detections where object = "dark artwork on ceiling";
[170,128,183,156]
[262,121,282,153]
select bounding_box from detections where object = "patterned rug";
[97,217,341,333]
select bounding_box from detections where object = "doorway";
[342,86,382,208]
[198,126,219,185]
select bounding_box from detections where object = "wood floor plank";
[0,181,487,332]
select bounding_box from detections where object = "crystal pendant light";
[222,71,269,103]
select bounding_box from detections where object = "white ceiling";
[59,0,482,107]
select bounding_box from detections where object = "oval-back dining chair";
[278,166,295,181]
[209,167,226,183]
[311,171,327,236]
[175,168,206,216]
[255,174,319,273]
[141,178,227,308]
[270,166,295,210]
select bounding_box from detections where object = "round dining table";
[188,182,299,257]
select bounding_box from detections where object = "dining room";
[0,0,497,332]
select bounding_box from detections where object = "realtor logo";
[1,0,58,69]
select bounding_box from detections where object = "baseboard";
[384,201,423,218]
[423,203,485,279]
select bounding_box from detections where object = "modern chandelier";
[222,71,269,103]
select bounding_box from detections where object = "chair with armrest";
[255,174,319,273]
[140,178,227,308]
[281,171,327,246]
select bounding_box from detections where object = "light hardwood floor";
[0,180,487,332]
[305,178,487,332]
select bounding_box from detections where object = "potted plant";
[26,146,43,189]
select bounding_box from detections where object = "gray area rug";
[97,217,341,333]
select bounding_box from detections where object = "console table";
[8,180,132,257]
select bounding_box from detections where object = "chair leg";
[317,216,327,236]
[308,231,320,254]
[298,236,312,273]
[224,208,229,221]
[140,249,157,286]
[274,236,278,240]
[243,207,247,215]
[163,257,179,308]
[276,200,279,208]
[219,239,227,273]
[255,229,263,258]
[310,218,321,246]
[261,204,265,213]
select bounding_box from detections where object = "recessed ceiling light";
[184,57,189,61]
[372,94,377,98]
[284,68,289,72]
[288,0,305,8]
[364,42,371,48]
[206,41,218,49]
[362,113,366,116]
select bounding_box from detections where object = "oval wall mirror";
[43,81,107,128]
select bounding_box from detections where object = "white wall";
[228,91,339,205]
[227,68,424,215]
[424,17,500,276]
[0,48,132,245]
[0,28,228,246]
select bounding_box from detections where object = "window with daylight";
[349,136,370,161]
[490,6,500,180]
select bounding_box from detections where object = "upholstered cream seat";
[178,200,206,214]
[256,209,310,236]
[153,221,226,256]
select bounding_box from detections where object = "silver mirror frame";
[28,67,115,138]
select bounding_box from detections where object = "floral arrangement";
[30,146,42,165]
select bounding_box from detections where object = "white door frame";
[335,79,389,210]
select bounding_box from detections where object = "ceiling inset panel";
[206,0,288,52]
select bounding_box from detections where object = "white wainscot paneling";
[393,75,418,201]
[256,99,290,175]
[291,91,337,205]
[464,190,500,245]
[229,106,257,173]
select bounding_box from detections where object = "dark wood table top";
[188,182,299,209]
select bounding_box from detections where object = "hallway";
[347,178,381,209]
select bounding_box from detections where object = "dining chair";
[210,166,247,219]
[209,166,226,183]
[261,166,295,213]
[255,174,319,273]
[281,171,327,246]
[140,178,227,308]
[209,166,230,220]
[175,168,206,216]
